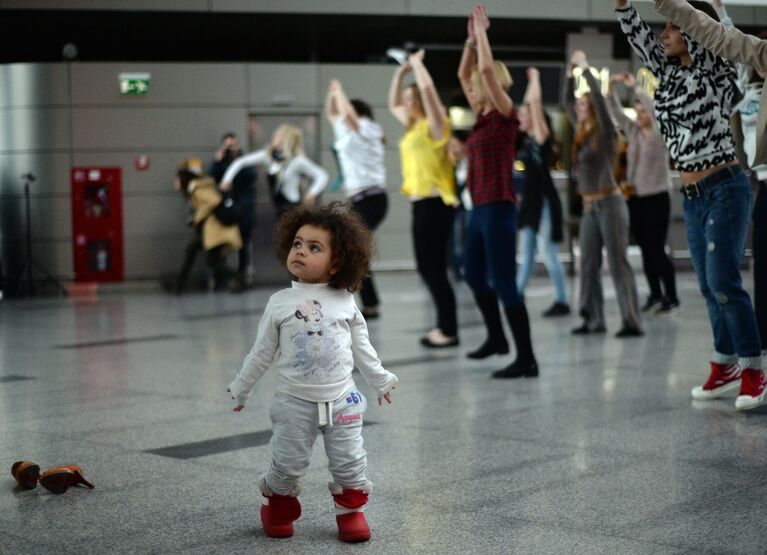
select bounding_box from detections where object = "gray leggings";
[579,194,642,331]
[265,389,368,496]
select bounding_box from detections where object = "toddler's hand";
[227,387,245,412]
[378,385,395,406]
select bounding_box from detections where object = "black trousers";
[351,192,388,308]
[412,198,457,336]
[627,192,678,302]
[754,181,767,350]
[236,199,255,275]
[176,231,242,292]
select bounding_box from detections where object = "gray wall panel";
[0,153,72,195]
[0,64,70,107]
[410,0,589,20]
[0,107,71,152]
[71,107,245,150]
[249,64,320,108]
[591,0,664,23]
[212,0,407,14]
[1,0,207,10]
[318,65,395,105]
[122,196,188,239]
[124,237,191,278]
[71,63,248,106]
[756,6,767,25]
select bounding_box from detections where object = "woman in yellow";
[388,49,459,347]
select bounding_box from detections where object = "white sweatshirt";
[221,149,329,203]
[228,282,398,405]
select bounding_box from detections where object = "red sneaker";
[735,369,767,410]
[336,511,371,543]
[691,362,741,400]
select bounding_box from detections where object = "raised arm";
[561,53,579,127]
[458,11,481,114]
[655,0,767,77]
[473,5,513,117]
[615,0,667,77]
[408,49,447,141]
[325,81,340,125]
[523,67,549,145]
[579,55,616,154]
[388,64,411,127]
[329,79,361,132]
[606,73,637,137]
[220,149,269,188]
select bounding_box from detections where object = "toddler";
[228,203,398,543]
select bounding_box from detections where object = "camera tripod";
[15,173,68,297]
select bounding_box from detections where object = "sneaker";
[735,368,767,410]
[654,299,680,317]
[542,302,571,317]
[641,296,663,313]
[691,361,741,400]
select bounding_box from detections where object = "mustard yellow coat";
[188,177,242,252]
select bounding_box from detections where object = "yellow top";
[399,118,456,205]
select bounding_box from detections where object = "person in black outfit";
[210,132,257,277]
[516,68,570,317]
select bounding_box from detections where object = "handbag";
[213,192,242,226]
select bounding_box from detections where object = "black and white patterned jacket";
[616,3,739,173]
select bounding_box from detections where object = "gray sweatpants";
[265,388,368,496]
[579,194,642,331]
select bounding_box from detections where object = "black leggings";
[412,198,457,336]
[351,192,388,308]
[627,192,678,302]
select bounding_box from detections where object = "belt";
[680,165,742,200]
[349,186,386,204]
[580,188,621,202]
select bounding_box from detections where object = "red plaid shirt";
[466,109,519,206]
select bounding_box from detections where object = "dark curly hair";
[275,202,374,292]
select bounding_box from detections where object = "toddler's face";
[287,225,336,284]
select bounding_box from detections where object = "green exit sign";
[118,72,151,96]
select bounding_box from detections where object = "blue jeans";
[683,168,762,369]
[516,201,568,304]
[464,202,521,308]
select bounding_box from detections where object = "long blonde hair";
[271,124,304,160]
[470,61,512,107]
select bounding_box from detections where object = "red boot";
[259,479,301,538]
[330,482,371,543]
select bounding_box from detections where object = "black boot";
[467,294,509,359]
[492,304,538,378]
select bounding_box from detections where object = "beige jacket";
[655,0,767,168]
[188,177,242,252]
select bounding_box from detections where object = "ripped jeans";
[683,167,762,369]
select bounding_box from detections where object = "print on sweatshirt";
[292,299,340,377]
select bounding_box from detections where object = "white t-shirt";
[221,149,328,203]
[228,281,398,405]
[332,117,386,196]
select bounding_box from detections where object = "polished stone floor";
[1,270,765,554]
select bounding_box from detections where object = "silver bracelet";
[465,40,476,49]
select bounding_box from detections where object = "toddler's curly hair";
[275,202,374,292]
